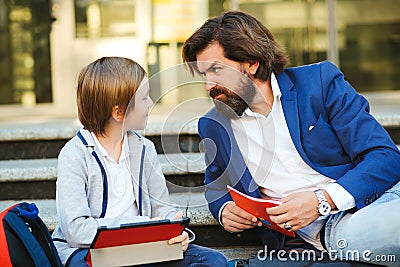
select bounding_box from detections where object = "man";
[182,11,400,265]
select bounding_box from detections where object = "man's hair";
[182,11,289,81]
[76,57,146,135]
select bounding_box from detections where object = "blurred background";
[0,0,399,119]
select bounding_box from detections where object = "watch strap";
[315,189,327,204]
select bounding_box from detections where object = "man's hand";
[266,191,328,231]
[221,202,262,232]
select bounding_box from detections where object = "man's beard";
[209,76,257,119]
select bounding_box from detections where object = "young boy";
[51,57,228,266]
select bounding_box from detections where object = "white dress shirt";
[228,73,355,250]
[91,133,139,219]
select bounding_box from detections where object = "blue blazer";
[198,61,400,222]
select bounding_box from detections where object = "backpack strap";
[26,210,63,266]
[0,204,18,267]
[3,203,52,267]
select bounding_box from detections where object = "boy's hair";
[182,11,289,81]
[76,57,146,135]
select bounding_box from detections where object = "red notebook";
[227,185,295,237]
[90,217,189,249]
[87,218,190,266]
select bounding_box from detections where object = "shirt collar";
[242,73,281,118]
[270,72,282,100]
[90,132,129,162]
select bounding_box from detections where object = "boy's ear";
[111,105,125,122]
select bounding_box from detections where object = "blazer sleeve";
[320,61,400,209]
[198,116,233,221]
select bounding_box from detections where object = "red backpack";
[0,202,62,267]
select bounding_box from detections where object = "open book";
[227,185,295,237]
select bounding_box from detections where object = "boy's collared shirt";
[91,132,139,219]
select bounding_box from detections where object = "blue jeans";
[323,181,400,267]
[67,243,227,267]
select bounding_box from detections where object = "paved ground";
[0,91,399,138]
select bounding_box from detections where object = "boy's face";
[124,77,153,131]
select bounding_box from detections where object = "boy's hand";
[167,210,189,251]
[174,211,183,219]
[168,230,189,252]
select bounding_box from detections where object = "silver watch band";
[315,189,327,204]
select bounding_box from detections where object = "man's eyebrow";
[198,61,219,73]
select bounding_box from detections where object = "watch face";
[318,202,331,216]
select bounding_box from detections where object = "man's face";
[196,43,257,118]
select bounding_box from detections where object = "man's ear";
[111,105,125,122]
[248,61,259,76]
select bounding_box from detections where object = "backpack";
[0,202,62,267]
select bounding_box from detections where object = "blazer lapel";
[277,72,313,167]
[215,111,262,198]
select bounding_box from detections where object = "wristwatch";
[314,189,332,216]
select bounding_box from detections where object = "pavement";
[0,91,399,141]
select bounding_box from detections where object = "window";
[220,0,400,91]
[337,0,400,91]
[0,0,52,105]
[74,0,136,38]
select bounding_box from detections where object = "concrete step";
[0,193,262,248]
[0,118,201,160]
[215,246,260,261]
[2,142,400,200]
[0,111,399,160]
[0,153,206,200]
[0,192,215,230]
[0,134,202,160]
[0,153,205,182]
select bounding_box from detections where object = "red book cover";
[91,218,189,249]
[227,185,295,237]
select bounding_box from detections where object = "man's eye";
[211,67,220,73]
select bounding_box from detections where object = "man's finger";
[266,202,287,215]
[269,213,290,225]
[227,202,258,222]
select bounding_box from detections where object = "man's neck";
[250,78,274,116]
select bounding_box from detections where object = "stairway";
[1,99,400,261]
[0,116,263,261]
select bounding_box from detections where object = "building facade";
[0,0,399,119]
